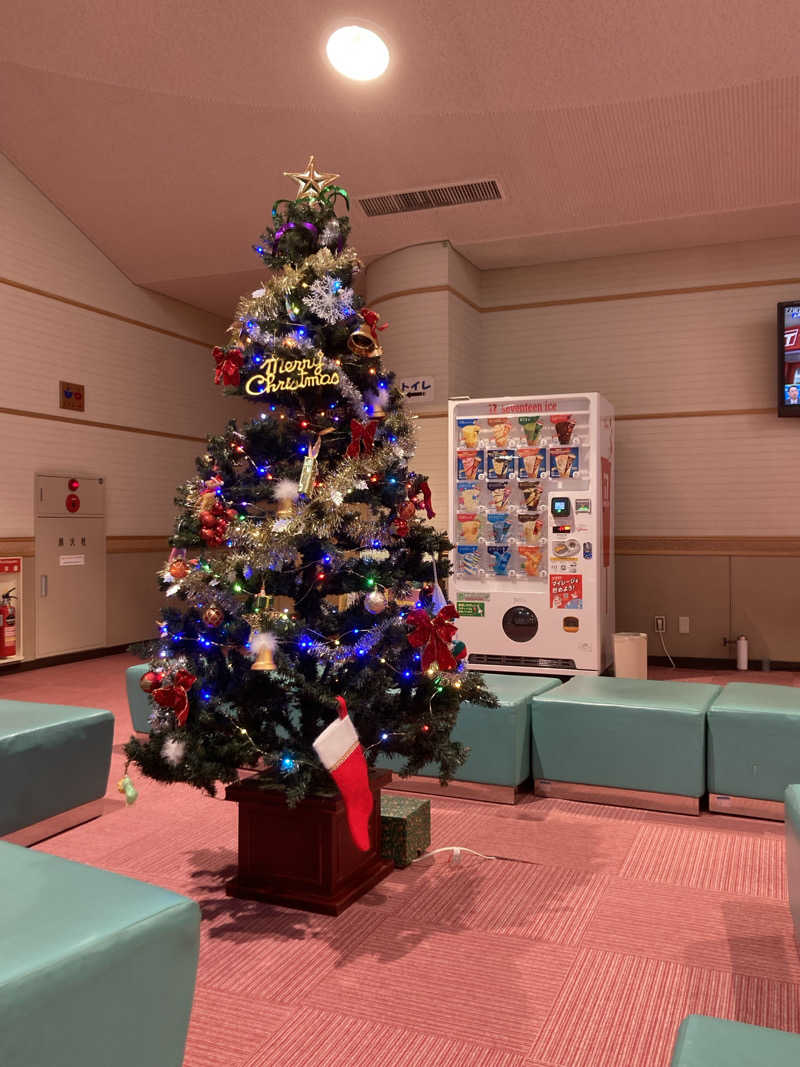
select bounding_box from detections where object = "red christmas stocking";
[313,696,373,851]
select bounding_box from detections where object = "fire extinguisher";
[0,588,16,659]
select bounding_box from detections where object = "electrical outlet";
[678,616,690,634]
[654,615,666,633]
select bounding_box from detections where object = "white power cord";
[658,629,676,669]
[414,846,496,865]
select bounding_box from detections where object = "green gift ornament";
[380,795,431,868]
[117,775,138,806]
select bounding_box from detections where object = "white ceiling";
[3,0,800,316]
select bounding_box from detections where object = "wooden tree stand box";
[225,769,393,915]
[381,795,431,867]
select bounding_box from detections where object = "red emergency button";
[65,494,81,513]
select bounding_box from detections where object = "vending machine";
[448,392,614,676]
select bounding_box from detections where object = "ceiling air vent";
[359,179,502,217]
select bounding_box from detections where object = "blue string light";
[280,755,296,771]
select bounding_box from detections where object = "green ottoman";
[670,1014,800,1065]
[0,842,199,1067]
[708,683,800,819]
[532,677,720,814]
[786,786,800,946]
[127,663,154,733]
[0,700,114,844]
[378,674,561,803]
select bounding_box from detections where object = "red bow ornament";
[212,346,244,387]
[360,308,389,341]
[406,604,460,672]
[153,670,197,727]
[346,419,379,459]
[411,477,435,519]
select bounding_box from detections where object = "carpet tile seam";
[287,994,543,1058]
[567,943,800,992]
[242,1003,532,1067]
[604,868,790,904]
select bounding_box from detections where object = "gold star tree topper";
[283,156,340,201]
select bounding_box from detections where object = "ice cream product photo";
[457,449,484,480]
[550,446,580,479]
[518,448,546,479]
[551,413,576,444]
[487,449,515,480]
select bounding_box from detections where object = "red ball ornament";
[202,605,225,627]
[139,670,163,694]
[397,500,416,521]
[168,559,190,580]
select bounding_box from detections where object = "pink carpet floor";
[2,655,799,1066]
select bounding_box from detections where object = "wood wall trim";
[617,536,800,557]
[616,407,774,421]
[0,276,213,348]
[0,536,168,556]
[368,275,800,314]
[2,534,799,558]
[369,284,481,312]
[0,405,206,444]
[0,539,35,558]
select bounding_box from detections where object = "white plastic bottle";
[736,634,749,671]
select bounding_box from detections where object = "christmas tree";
[125,157,495,811]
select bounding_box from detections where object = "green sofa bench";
[126,663,154,733]
[532,676,720,814]
[0,700,114,845]
[670,1014,800,1065]
[0,842,199,1067]
[708,683,800,819]
[787,785,800,946]
[378,673,561,803]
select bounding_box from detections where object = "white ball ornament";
[364,589,387,614]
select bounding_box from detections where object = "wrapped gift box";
[380,795,431,868]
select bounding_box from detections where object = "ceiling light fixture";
[326,25,389,81]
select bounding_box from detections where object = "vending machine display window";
[448,393,615,676]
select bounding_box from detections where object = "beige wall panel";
[616,555,731,660]
[0,152,243,661]
[0,153,224,339]
[107,551,167,648]
[366,290,450,410]
[366,241,449,297]
[614,414,800,537]
[731,557,800,663]
[480,234,800,306]
[410,416,448,531]
[0,414,200,537]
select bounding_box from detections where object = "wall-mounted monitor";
[778,301,800,416]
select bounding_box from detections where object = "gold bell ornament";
[347,308,387,358]
[250,631,277,671]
